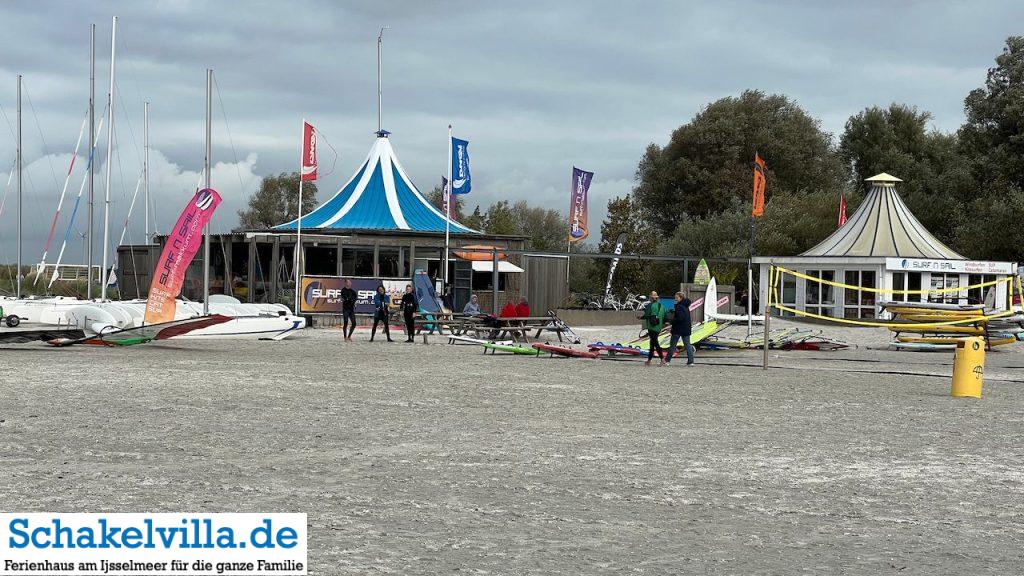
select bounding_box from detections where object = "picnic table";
[409,311,579,344]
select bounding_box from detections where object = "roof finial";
[865,172,902,186]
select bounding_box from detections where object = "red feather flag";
[838,195,848,227]
[301,121,317,181]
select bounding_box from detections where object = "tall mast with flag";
[567,167,593,285]
[295,119,317,314]
[749,152,766,336]
[446,129,471,286]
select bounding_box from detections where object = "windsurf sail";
[48,314,232,347]
[145,188,222,324]
[603,233,626,300]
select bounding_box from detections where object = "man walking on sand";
[663,291,694,366]
[643,290,666,366]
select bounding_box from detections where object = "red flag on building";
[301,121,317,181]
[751,153,766,217]
[838,195,848,227]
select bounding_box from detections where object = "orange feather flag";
[751,153,766,218]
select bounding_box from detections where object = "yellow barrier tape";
[775,266,1011,295]
[770,302,1015,329]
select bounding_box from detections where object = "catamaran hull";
[57,298,305,341]
[170,316,305,340]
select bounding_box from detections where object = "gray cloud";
[0,0,1021,267]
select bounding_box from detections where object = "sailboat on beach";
[3,17,305,341]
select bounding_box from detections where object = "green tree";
[237,172,317,230]
[462,205,485,231]
[633,90,846,235]
[481,200,568,250]
[425,183,466,221]
[960,36,1024,189]
[597,195,658,295]
[839,104,972,242]
[482,200,518,235]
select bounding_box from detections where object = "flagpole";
[747,215,753,338]
[203,67,212,314]
[295,119,304,315]
[444,125,452,287]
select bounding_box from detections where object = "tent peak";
[865,172,902,184]
[375,129,391,138]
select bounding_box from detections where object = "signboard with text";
[885,258,1014,275]
[300,276,410,314]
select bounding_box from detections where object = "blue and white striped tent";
[276,132,478,234]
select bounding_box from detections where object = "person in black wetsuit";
[340,279,357,341]
[400,284,418,343]
[370,285,393,342]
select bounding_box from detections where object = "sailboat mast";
[203,68,212,314]
[16,75,22,299]
[101,15,116,300]
[87,23,95,299]
[144,101,149,243]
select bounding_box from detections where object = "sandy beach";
[2,321,1023,574]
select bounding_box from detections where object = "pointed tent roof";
[275,132,479,234]
[801,172,964,259]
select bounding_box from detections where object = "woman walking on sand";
[642,290,667,366]
[370,285,394,342]
[400,284,418,343]
[663,291,694,366]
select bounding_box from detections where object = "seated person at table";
[463,294,481,315]
[515,298,531,317]
[499,302,517,318]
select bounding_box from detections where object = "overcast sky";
[0,0,1021,266]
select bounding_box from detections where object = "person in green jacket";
[643,290,667,365]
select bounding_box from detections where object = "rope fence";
[764,265,1019,330]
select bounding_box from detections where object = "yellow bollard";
[951,337,985,398]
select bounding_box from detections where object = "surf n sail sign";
[144,188,222,325]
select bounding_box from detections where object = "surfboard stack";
[882,300,1023,350]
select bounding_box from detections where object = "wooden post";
[270,236,280,304]
[763,262,772,371]
[247,237,256,303]
[335,238,343,276]
[373,241,380,277]
[222,236,232,296]
[492,248,499,315]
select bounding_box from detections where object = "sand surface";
[2,320,1023,574]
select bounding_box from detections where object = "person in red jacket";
[515,298,531,317]
[499,302,517,318]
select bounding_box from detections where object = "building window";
[413,247,442,279]
[304,246,337,276]
[967,274,997,305]
[805,270,835,317]
[378,246,409,278]
[844,270,876,319]
[890,272,922,303]
[472,271,507,291]
[928,273,961,305]
[779,273,797,317]
[342,245,374,277]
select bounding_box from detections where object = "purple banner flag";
[568,167,593,243]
